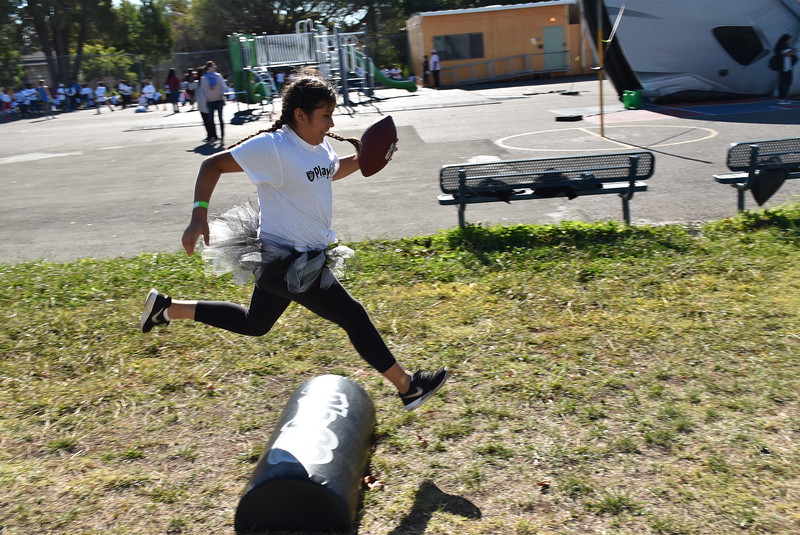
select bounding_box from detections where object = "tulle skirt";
[200,201,355,293]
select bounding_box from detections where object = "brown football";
[359,115,398,177]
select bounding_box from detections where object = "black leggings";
[778,70,793,100]
[207,99,224,139]
[194,270,397,373]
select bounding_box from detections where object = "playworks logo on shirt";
[306,164,336,182]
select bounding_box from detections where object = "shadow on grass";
[386,480,481,535]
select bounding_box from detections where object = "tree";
[133,0,173,63]
[0,0,24,88]
[79,43,137,84]
[190,0,370,50]
[14,0,172,86]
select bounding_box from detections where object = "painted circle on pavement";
[497,124,719,152]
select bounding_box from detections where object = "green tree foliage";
[14,0,172,85]
[190,0,372,50]
[134,0,173,62]
[18,0,119,84]
[0,0,24,88]
[13,0,552,86]
[79,43,137,84]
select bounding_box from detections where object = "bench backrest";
[440,151,655,194]
[726,137,800,172]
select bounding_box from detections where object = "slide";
[370,64,418,92]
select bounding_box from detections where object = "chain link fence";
[22,49,231,92]
[24,36,413,92]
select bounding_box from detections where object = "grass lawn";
[1,205,799,534]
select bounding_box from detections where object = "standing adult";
[36,79,52,116]
[165,68,181,113]
[422,55,430,87]
[202,61,228,141]
[774,34,797,104]
[195,64,215,142]
[429,49,442,88]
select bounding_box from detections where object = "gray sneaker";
[140,289,171,333]
[399,368,449,411]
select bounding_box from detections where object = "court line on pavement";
[0,152,84,166]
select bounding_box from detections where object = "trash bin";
[623,90,642,109]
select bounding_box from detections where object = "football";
[359,115,398,177]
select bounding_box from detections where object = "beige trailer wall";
[407,3,594,86]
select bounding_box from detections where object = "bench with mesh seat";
[714,137,800,211]
[438,151,655,227]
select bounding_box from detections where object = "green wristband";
[193,201,209,209]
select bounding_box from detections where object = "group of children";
[1,80,128,118]
[1,70,234,120]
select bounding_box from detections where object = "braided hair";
[227,68,361,155]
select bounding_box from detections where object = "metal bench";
[713,137,800,211]
[438,151,655,227]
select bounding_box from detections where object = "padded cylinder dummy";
[234,375,376,533]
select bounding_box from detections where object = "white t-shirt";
[95,86,108,101]
[230,126,340,251]
[782,47,795,72]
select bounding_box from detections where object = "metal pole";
[597,0,605,137]
[336,25,351,107]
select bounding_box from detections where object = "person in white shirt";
[67,82,79,109]
[93,82,114,113]
[15,87,28,116]
[774,33,797,104]
[141,80,156,107]
[23,83,39,114]
[118,80,133,109]
[55,83,67,110]
[79,83,95,110]
[429,49,442,88]
[275,70,286,93]
[139,69,448,413]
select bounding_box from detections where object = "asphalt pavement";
[2,76,799,263]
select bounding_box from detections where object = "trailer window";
[433,33,484,61]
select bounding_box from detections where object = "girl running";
[140,69,447,411]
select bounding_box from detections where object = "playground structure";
[228,21,417,112]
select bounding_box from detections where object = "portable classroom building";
[406,1,595,87]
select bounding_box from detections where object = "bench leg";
[621,197,631,225]
[737,188,745,211]
[458,203,466,228]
